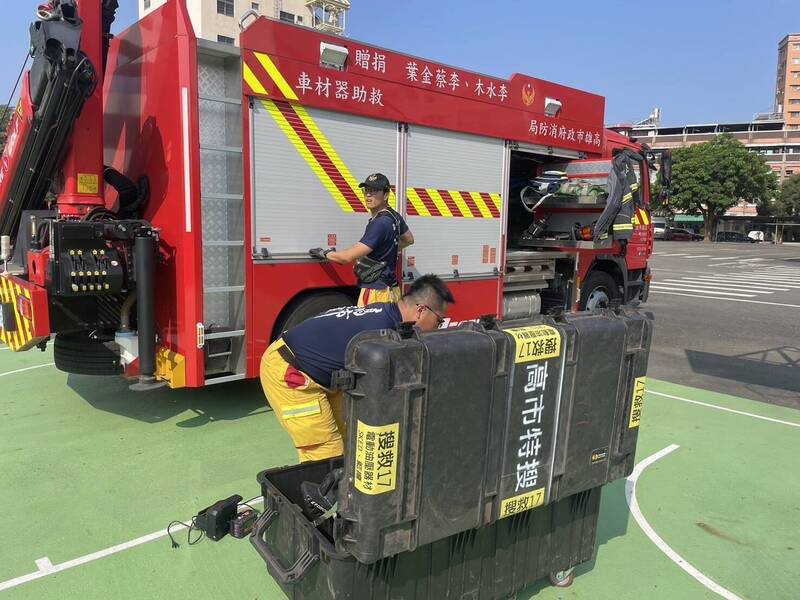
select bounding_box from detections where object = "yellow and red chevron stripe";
[632,208,651,226]
[406,188,501,218]
[244,51,501,219]
[0,275,48,352]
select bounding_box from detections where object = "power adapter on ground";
[194,494,242,541]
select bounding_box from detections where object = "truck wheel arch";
[270,288,358,341]
[579,259,626,310]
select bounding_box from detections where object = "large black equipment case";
[334,307,651,563]
[252,458,602,600]
[249,307,652,596]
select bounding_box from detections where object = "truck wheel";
[54,332,123,376]
[579,271,621,311]
[273,291,354,339]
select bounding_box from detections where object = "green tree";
[668,134,778,241]
[771,174,800,216]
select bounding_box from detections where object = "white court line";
[649,391,800,429]
[0,363,55,378]
[626,445,744,600]
[649,284,755,297]
[650,290,800,309]
[0,497,265,592]
[659,280,773,294]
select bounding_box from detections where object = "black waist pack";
[354,256,387,284]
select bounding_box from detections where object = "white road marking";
[650,290,800,309]
[626,444,744,600]
[682,255,712,259]
[709,256,741,260]
[719,274,800,286]
[678,277,790,291]
[659,280,773,294]
[0,497,265,592]
[658,253,690,256]
[0,363,55,378]
[649,391,800,429]
[649,284,755,297]
[696,275,800,288]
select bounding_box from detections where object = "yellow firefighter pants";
[259,338,346,462]
[357,285,401,307]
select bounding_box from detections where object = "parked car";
[747,230,774,243]
[666,227,703,241]
[652,217,669,240]
[715,231,755,243]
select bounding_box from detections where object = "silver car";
[652,218,668,240]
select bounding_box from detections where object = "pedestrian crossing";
[650,265,800,302]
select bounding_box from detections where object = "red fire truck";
[0,0,666,389]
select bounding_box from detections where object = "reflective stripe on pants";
[259,338,345,462]
[358,285,401,307]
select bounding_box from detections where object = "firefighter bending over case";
[260,274,454,462]
[309,173,414,307]
[593,149,644,255]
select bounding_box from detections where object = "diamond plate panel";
[198,55,226,97]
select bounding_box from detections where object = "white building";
[140,0,351,45]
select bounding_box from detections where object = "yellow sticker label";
[16,99,23,117]
[500,487,545,518]
[354,420,399,495]
[77,173,99,195]
[506,325,561,363]
[629,376,646,428]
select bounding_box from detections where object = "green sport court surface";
[1,345,798,600]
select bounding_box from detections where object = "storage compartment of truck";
[252,458,603,600]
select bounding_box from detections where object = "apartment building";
[139,0,350,45]
[775,34,800,129]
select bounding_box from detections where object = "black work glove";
[618,239,628,257]
[309,247,332,260]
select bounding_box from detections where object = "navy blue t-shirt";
[359,209,409,290]
[282,302,402,389]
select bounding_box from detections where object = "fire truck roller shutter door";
[404,126,504,279]
[250,102,399,257]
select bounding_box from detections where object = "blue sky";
[0,0,797,127]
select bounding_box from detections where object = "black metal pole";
[134,230,156,385]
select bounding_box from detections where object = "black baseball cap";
[358,173,391,191]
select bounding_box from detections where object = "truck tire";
[579,271,621,311]
[54,332,123,376]
[273,291,354,339]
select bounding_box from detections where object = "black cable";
[0,53,31,137]
[167,517,205,549]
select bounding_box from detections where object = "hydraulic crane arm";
[0,1,117,242]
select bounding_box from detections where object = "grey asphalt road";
[645,240,800,409]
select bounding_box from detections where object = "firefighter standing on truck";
[260,274,454,462]
[309,173,414,306]
[593,149,643,255]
